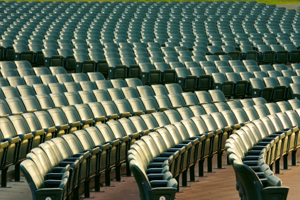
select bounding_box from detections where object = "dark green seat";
[62,134,100,198]
[129,159,177,200]
[211,73,235,98]
[96,123,127,183]
[61,106,93,130]
[226,72,249,98]
[0,117,33,186]
[232,159,288,200]
[249,78,273,102]
[263,77,287,102]
[20,159,69,200]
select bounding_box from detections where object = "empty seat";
[249,78,273,102]
[263,77,287,102]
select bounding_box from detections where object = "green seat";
[33,111,57,140]
[40,74,58,84]
[249,78,273,102]
[127,98,154,115]
[48,83,67,94]
[21,95,42,113]
[0,117,33,185]
[49,66,68,75]
[96,123,126,183]
[226,72,250,98]
[142,133,182,181]
[208,89,228,102]
[211,73,235,98]
[5,97,27,115]
[140,63,162,85]
[121,87,140,99]
[7,76,26,87]
[125,78,143,88]
[175,119,210,176]
[20,159,69,200]
[140,96,168,112]
[156,127,193,186]
[243,106,260,121]
[107,88,125,100]
[94,80,113,90]
[93,89,112,102]
[137,85,155,97]
[78,91,97,104]
[9,114,44,149]
[151,85,169,96]
[174,68,198,92]
[56,74,74,84]
[48,138,87,200]
[181,92,200,106]
[263,77,287,101]
[61,106,93,130]
[114,99,142,116]
[0,130,19,187]
[232,159,288,200]
[110,79,128,89]
[79,81,97,92]
[64,92,83,106]
[2,86,20,98]
[155,95,176,110]
[129,159,177,200]
[62,134,100,198]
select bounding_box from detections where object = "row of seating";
[20,94,252,200]
[0,87,228,187]
[0,1,299,87]
[0,71,296,105]
[2,2,298,63]
[2,60,300,102]
[225,107,300,199]
[18,89,300,199]
[129,98,300,200]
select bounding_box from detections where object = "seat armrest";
[107,139,120,147]
[261,187,289,200]
[129,132,140,139]
[158,107,169,112]
[150,180,168,187]
[32,130,45,137]
[183,139,199,145]
[133,111,144,116]
[89,147,100,156]
[97,143,110,151]
[175,143,192,150]
[44,126,56,133]
[18,133,33,140]
[106,114,118,121]
[119,135,130,143]
[56,124,69,131]
[94,116,105,123]
[119,112,131,118]
[0,141,9,149]
[69,121,81,128]
[3,137,20,145]
[146,109,156,114]
[46,173,64,180]
[82,118,94,125]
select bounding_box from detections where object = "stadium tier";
[0,0,299,200]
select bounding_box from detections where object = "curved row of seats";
[1,1,299,68]
[18,94,300,200]
[3,60,300,102]
[224,106,300,199]
[128,98,300,200]
[0,80,231,188]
